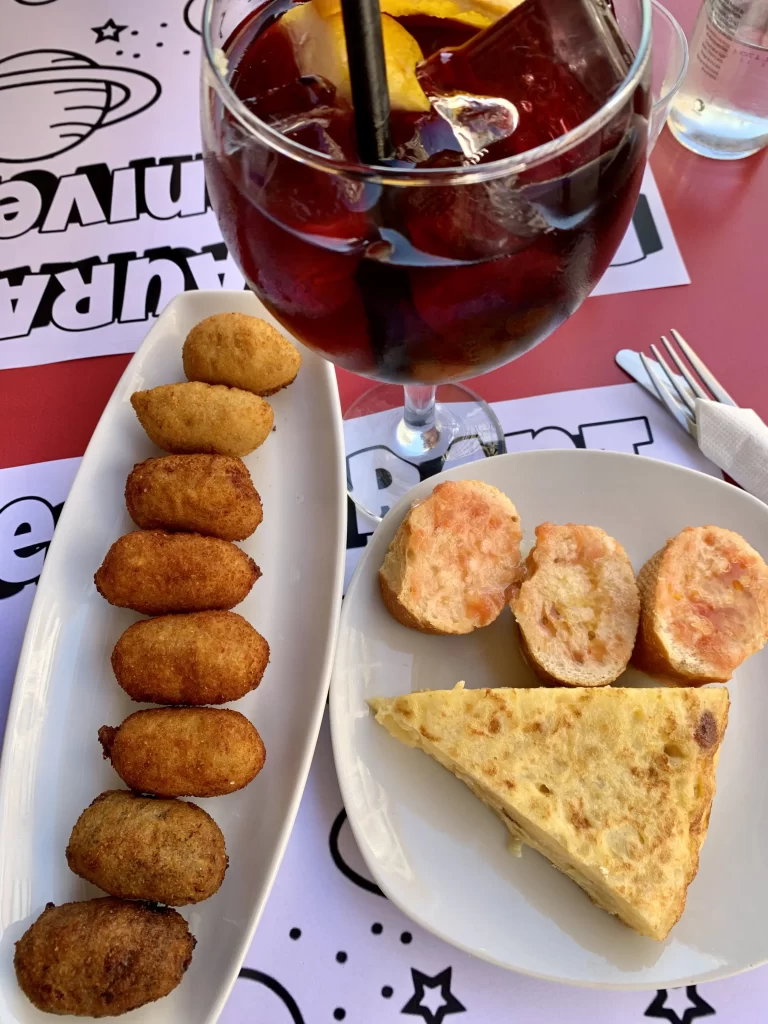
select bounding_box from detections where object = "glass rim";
[650,0,689,114]
[202,0,652,186]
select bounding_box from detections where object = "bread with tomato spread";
[511,523,639,686]
[633,525,768,685]
[379,480,523,635]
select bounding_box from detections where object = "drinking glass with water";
[668,0,768,159]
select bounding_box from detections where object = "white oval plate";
[331,450,768,990]
[0,291,346,1023]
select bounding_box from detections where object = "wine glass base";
[344,383,506,522]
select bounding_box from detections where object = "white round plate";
[330,450,768,990]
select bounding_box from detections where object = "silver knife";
[616,349,698,407]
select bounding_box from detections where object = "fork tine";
[650,343,697,413]
[640,352,697,438]
[640,352,672,406]
[660,335,709,401]
[670,329,738,407]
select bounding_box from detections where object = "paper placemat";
[3,382,763,1022]
[0,0,688,370]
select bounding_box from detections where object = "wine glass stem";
[403,384,437,430]
[398,384,440,456]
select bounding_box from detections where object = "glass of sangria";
[202,0,651,519]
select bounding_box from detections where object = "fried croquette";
[66,790,227,905]
[125,455,263,541]
[94,530,260,615]
[112,611,269,705]
[131,381,274,457]
[183,313,302,397]
[14,897,195,1017]
[99,707,266,797]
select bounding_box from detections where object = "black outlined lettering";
[41,171,107,232]
[0,242,245,340]
[0,495,63,599]
[0,153,210,237]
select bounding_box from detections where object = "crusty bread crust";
[379,504,439,633]
[379,480,523,635]
[380,554,446,635]
[511,523,640,687]
[633,526,768,685]
[515,623,569,686]
[632,548,688,683]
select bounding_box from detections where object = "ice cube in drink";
[416,0,634,162]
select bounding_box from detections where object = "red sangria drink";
[202,0,651,516]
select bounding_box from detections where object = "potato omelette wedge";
[368,683,729,941]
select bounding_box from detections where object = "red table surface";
[0,0,765,472]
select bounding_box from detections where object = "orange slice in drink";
[282,3,430,111]
[313,0,526,29]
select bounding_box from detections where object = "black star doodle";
[91,18,128,44]
[401,967,465,1024]
[645,986,716,1024]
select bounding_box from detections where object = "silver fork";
[638,329,738,439]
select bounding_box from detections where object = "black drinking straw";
[340,0,395,164]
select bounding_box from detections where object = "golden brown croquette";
[130,381,273,458]
[182,313,301,397]
[94,530,260,615]
[14,898,195,1017]
[125,455,263,541]
[111,611,269,705]
[99,708,266,797]
[66,790,227,905]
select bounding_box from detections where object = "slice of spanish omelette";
[368,682,729,940]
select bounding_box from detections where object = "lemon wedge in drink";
[282,2,430,112]
[313,0,526,28]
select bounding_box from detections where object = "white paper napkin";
[696,399,768,505]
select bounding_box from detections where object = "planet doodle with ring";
[0,49,161,163]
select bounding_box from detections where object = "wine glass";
[649,0,689,151]
[201,0,651,520]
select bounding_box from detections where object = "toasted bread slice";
[379,480,522,635]
[369,683,729,940]
[633,525,768,685]
[511,523,639,686]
